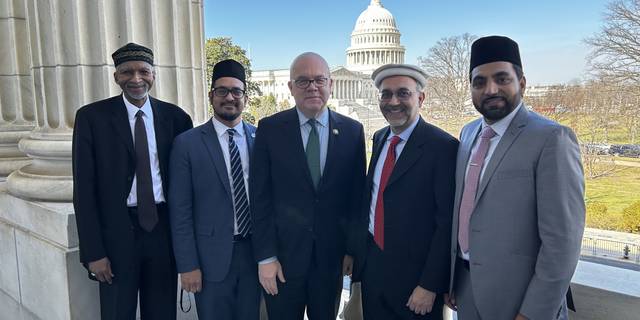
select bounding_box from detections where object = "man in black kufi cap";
[73,42,193,319]
[168,59,261,320]
[446,35,585,320]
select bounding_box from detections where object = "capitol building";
[252,0,404,121]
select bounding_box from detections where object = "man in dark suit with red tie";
[72,43,193,319]
[352,64,458,320]
[250,52,366,319]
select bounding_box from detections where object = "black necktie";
[135,110,158,232]
[228,129,251,237]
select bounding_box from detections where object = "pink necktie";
[458,126,496,253]
[374,136,402,251]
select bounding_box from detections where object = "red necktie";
[458,126,496,253]
[374,136,402,250]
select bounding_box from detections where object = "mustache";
[383,102,407,112]
[482,95,506,104]
[220,101,239,107]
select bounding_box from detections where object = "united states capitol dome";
[354,0,397,31]
[346,0,405,75]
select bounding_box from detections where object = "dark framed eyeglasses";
[378,89,417,102]
[213,87,246,99]
[291,78,329,89]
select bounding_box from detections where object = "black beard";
[214,102,242,121]
[475,90,522,122]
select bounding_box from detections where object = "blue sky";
[203,0,611,86]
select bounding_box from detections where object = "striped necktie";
[227,129,250,237]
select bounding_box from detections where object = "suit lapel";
[202,120,232,198]
[386,118,425,187]
[244,121,255,159]
[151,97,171,174]
[318,110,342,190]
[283,108,315,189]
[475,106,528,201]
[110,95,135,159]
[454,120,482,209]
[365,127,390,192]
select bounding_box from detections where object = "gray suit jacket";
[168,119,256,282]
[449,106,585,320]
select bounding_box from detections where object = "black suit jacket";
[353,117,458,306]
[72,94,192,279]
[250,107,366,278]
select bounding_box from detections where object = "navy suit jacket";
[352,117,458,307]
[250,107,366,278]
[168,119,256,283]
[73,94,193,279]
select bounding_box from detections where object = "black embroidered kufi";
[112,43,154,67]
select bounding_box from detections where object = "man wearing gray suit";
[444,36,585,320]
[168,59,260,320]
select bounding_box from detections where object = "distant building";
[252,0,403,125]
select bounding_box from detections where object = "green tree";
[247,94,279,123]
[205,37,261,97]
[622,200,640,233]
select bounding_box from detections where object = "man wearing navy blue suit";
[250,52,366,319]
[168,59,260,320]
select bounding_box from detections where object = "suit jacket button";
[131,226,134,230]
[309,227,313,232]
[229,228,233,233]
[315,199,319,203]
[127,176,132,181]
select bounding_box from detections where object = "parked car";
[609,144,640,157]
[579,143,611,155]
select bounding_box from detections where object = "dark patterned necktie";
[135,110,158,233]
[228,129,250,237]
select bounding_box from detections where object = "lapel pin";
[333,129,339,136]
[251,132,256,138]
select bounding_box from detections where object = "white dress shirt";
[124,93,165,206]
[211,117,250,235]
[368,117,420,235]
[460,102,523,260]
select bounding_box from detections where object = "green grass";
[585,166,640,217]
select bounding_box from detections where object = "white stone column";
[0,0,35,180]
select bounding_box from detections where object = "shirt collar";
[211,116,245,138]
[296,107,329,128]
[123,92,153,122]
[387,115,420,142]
[481,102,523,137]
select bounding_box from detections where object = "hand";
[88,257,114,284]
[515,313,530,320]
[406,285,436,315]
[342,255,354,276]
[444,292,457,311]
[259,260,285,296]
[181,269,202,293]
